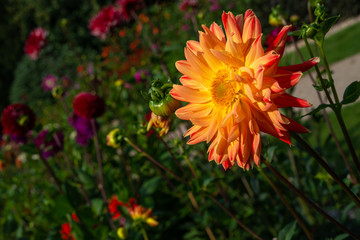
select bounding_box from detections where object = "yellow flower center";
[211,69,237,107]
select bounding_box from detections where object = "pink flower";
[24,27,47,60]
[89,6,122,40]
[42,74,58,91]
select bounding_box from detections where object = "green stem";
[291,133,360,209]
[318,45,360,175]
[318,46,340,105]
[303,37,335,106]
[262,158,359,239]
[259,168,313,240]
[141,228,149,240]
[184,155,198,179]
[124,137,190,186]
[334,110,360,176]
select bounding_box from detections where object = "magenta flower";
[35,130,64,159]
[42,74,58,91]
[68,114,96,146]
[134,69,149,84]
[24,27,48,60]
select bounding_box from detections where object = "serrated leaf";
[278,221,298,240]
[341,81,360,105]
[301,104,330,118]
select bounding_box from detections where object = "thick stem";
[302,38,358,181]
[262,158,359,239]
[124,137,190,186]
[141,228,149,240]
[303,37,334,106]
[204,192,263,240]
[292,133,360,208]
[90,120,116,231]
[334,110,360,176]
[318,46,340,105]
[259,168,313,240]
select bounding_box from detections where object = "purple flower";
[68,113,96,146]
[209,0,220,12]
[134,69,149,84]
[34,130,64,159]
[42,74,58,91]
[10,134,28,144]
[182,24,190,31]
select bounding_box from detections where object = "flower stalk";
[90,119,116,231]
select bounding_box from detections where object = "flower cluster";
[171,10,317,170]
[24,27,47,60]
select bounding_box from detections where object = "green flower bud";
[52,85,64,99]
[148,79,180,117]
[304,23,320,39]
[106,129,123,148]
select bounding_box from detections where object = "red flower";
[59,223,75,240]
[109,195,125,220]
[1,104,35,136]
[71,213,80,223]
[89,6,122,40]
[115,0,143,21]
[24,27,47,60]
[73,92,105,119]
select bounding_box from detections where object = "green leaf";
[278,221,298,240]
[77,169,96,190]
[288,30,301,37]
[301,104,330,118]
[91,198,104,217]
[266,146,277,163]
[341,81,360,105]
[333,233,350,240]
[140,176,162,196]
[321,15,340,37]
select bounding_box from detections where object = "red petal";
[273,94,311,108]
[278,57,320,73]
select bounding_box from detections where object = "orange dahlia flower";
[170,10,318,170]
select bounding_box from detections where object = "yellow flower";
[117,227,127,239]
[106,129,122,148]
[147,112,172,136]
[170,10,318,170]
[127,198,159,227]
